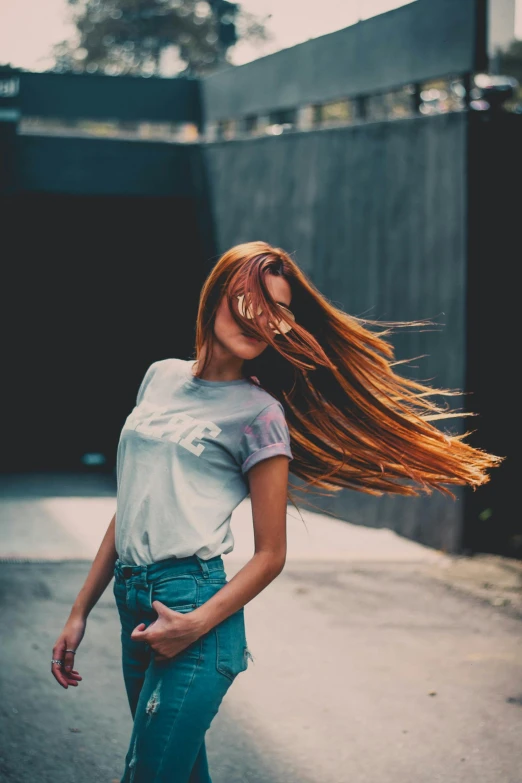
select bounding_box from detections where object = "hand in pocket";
[130,600,204,661]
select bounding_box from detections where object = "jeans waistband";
[114,554,224,582]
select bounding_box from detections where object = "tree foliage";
[53,0,268,77]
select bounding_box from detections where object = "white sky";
[0,0,521,72]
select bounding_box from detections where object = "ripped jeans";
[113,554,252,783]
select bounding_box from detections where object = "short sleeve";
[239,401,293,475]
[136,361,160,405]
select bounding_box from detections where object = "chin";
[230,334,267,359]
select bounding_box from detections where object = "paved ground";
[1,474,521,783]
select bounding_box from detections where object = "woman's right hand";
[51,616,86,689]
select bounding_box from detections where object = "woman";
[51,241,500,782]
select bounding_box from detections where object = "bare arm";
[131,455,289,659]
[51,511,118,688]
[192,454,288,630]
[70,511,119,621]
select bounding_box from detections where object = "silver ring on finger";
[51,658,63,665]
[65,649,76,654]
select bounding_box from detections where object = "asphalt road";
[1,474,521,783]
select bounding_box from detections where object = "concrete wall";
[16,135,197,197]
[17,71,201,124]
[203,111,469,551]
[202,0,485,122]
[464,112,522,557]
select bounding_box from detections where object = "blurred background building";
[1,0,521,557]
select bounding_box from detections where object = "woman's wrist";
[69,604,89,623]
[189,604,215,637]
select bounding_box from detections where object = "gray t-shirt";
[115,358,293,564]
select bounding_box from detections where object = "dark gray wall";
[203,111,468,551]
[17,71,201,124]
[202,0,486,122]
[16,135,197,197]
[464,112,522,557]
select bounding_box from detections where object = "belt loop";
[195,554,209,578]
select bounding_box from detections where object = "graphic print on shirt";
[115,359,295,564]
[124,403,222,457]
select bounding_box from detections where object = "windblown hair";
[193,241,502,499]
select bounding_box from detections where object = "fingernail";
[65,666,71,671]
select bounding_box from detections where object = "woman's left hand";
[130,600,204,661]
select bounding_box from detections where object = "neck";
[193,344,246,382]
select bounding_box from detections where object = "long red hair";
[193,241,502,500]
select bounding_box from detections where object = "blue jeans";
[113,554,252,783]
